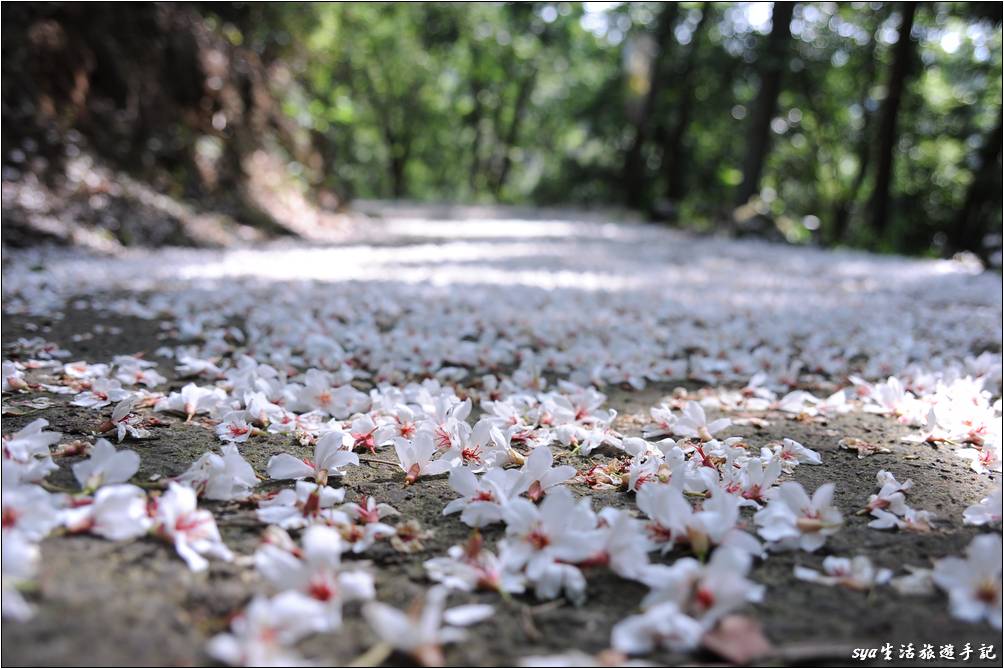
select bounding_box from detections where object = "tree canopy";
[2,2,1001,260]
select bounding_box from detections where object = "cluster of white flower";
[864,470,935,532]
[1,419,233,618]
[2,219,1001,663]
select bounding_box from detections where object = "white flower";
[242,391,285,427]
[216,411,253,443]
[443,467,520,528]
[642,403,677,439]
[2,360,29,392]
[175,354,223,380]
[394,432,453,484]
[71,377,130,409]
[866,470,913,515]
[611,601,704,655]
[722,454,782,506]
[104,398,151,441]
[754,481,843,552]
[177,444,258,501]
[363,586,490,667]
[266,430,358,483]
[295,369,369,418]
[154,383,226,420]
[514,446,577,502]
[207,592,327,666]
[71,438,140,491]
[153,482,232,571]
[964,488,1003,526]
[63,484,151,541]
[255,525,374,630]
[114,357,166,388]
[256,480,346,529]
[340,495,400,525]
[424,534,525,594]
[890,565,935,596]
[794,555,892,590]
[673,401,731,441]
[500,487,605,604]
[769,438,821,470]
[957,443,1002,475]
[1,484,62,541]
[867,506,935,532]
[334,496,399,553]
[2,418,59,482]
[596,507,652,580]
[932,533,1002,629]
[2,530,39,621]
[640,546,764,625]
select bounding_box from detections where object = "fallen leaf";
[838,437,891,458]
[702,615,773,664]
[732,415,771,428]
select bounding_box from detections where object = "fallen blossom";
[71,438,140,491]
[152,482,233,571]
[177,444,258,501]
[363,586,490,666]
[207,592,327,666]
[932,533,1002,629]
[963,488,1003,526]
[63,484,151,540]
[256,480,347,529]
[793,555,892,590]
[754,481,843,552]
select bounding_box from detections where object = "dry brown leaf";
[838,437,891,458]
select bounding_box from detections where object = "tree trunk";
[662,3,712,203]
[951,111,1002,260]
[868,2,917,236]
[492,68,536,198]
[622,3,679,209]
[734,2,795,207]
[828,11,885,244]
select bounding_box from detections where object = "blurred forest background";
[2,2,1001,263]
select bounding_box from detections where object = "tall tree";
[828,7,887,244]
[492,68,537,197]
[621,3,679,208]
[734,2,795,207]
[662,3,713,204]
[951,111,1002,261]
[868,2,917,236]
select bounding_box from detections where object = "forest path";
[1,207,1001,666]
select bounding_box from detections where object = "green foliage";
[264,2,999,257]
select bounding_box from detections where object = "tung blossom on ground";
[754,481,844,552]
[673,402,732,442]
[963,488,1003,526]
[794,555,893,591]
[2,418,60,483]
[363,586,493,667]
[71,439,140,491]
[152,482,233,571]
[266,430,359,483]
[1,216,1002,664]
[395,432,453,484]
[499,487,605,604]
[207,592,327,666]
[177,444,258,501]
[256,480,346,529]
[63,484,151,540]
[254,525,375,630]
[932,533,1003,630]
